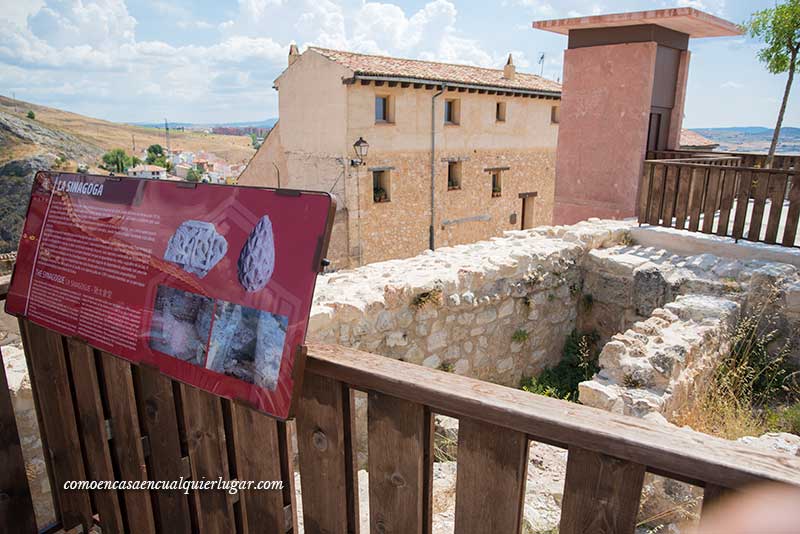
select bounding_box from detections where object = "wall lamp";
[351,137,369,166]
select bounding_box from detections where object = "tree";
[145,144,164,163]
[186,167,203,182]
[743,0,800,167]
[145,144,173,171]
[26,110,35,120]
[100,148,137,173]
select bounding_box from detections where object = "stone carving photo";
[238,215,275,291]
[164,220,228,278]
[149,285,213,365]
[205,300,288,390]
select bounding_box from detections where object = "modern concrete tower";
[534,8,741,224]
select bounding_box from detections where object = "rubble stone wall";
[308,219,633,386]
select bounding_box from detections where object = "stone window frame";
[485,166,509,198]
[370,166,393,203]
[444,98,461,125]
[375,94,394,123]
[496,101,507,123]
[550,105,560,124]
[447,161,462,191]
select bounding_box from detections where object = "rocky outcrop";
[0,111,102,162]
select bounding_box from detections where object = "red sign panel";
[5,171,334,419]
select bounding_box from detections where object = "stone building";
[238,46,562,269]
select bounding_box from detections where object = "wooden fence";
[647,149,800,170]
[2,317,800,533]
[639,159,800,247]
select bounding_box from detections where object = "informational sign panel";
[6,171,334,419]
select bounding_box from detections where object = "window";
[551,105,560,124]
[444,99,460,125]
[373,170,390,203]
[496,101,506,122]
[375,95,393,123]
[447,161,462,190]
[491,171,502,197]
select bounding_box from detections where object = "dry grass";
[0,95,256,165]
[675,290,799,440]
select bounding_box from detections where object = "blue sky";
[0,0,795,128]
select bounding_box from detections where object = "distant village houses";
[239,45,562,269]
[128,164,167,180]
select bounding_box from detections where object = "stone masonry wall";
[578,244,800,420]
[308,219,632,386]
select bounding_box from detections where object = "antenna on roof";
[538,53,545,76]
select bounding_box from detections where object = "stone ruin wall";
[577,245,800,421]
[308,219,633,386]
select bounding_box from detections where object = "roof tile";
[309,47,562,94]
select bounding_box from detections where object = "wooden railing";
[647,149,800,170]
[3,318,800,533]
[639,159,800,247]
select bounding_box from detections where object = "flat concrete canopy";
[533,7,742,38]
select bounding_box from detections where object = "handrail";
[644,158,800,175]
[306,342,800,489]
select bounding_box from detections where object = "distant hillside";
[131,118,278,130]
[691,126,800,154]
[0,94,258,253]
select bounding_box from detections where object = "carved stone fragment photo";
[164,220,228,278]
[238,215,275,291]
[149,285,213,365]
[205,300,288,390]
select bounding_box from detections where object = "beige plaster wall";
[553,42,657,225]
[238,122,284,188]
[240,50,560,269]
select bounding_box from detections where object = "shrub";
[26,110,35,120]
[412,287,442,309]
[511,328,529,343]
[676,295,799,439]
[520,330,599,402]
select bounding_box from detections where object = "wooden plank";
[295,373,359,534]
[0,347,38,534]
[65,340,124,534]
[21,321,92,530]
[687,167,707,232]
[674,166,692,230]
[305,343,800,489]
[637,162,654,223]
[702,166,721,234]
[453,418,528,534]
[716,168,737,237]
[660,164,679,227]
[747,171,770,241]
[134,366,192,534]
[230,402,285,534]
[782,176,800,246]
[99,352,156,534]
[732,170,754,240]
[277,421,298,533]
[765,173,789,244]
[647,164,666,225]
[367,393,432,534]
[560,447,645,534]
[180,384,235,534]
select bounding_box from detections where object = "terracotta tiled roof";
[680,129,719,149]
[309,47,562,94]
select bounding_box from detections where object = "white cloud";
[720,81,743,89]
[674,0,725,16]
[0,0,544,122]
